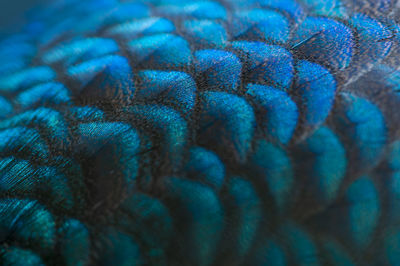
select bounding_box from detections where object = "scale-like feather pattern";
[1,0,400,265]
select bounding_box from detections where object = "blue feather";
[1,0,400,265]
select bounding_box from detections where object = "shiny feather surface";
[1,0,400,265]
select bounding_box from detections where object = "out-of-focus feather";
[1,0,400,265]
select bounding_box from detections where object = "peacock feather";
[0,0,400,265]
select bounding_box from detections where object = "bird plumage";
[0,0,400,265]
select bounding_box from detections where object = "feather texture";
[1,0,400,265]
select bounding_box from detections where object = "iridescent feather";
[1,0,400,265]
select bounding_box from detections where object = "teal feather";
[1,0,400,265]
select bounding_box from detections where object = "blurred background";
[0,0,46,30]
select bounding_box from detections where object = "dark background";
[0,0,46,30]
